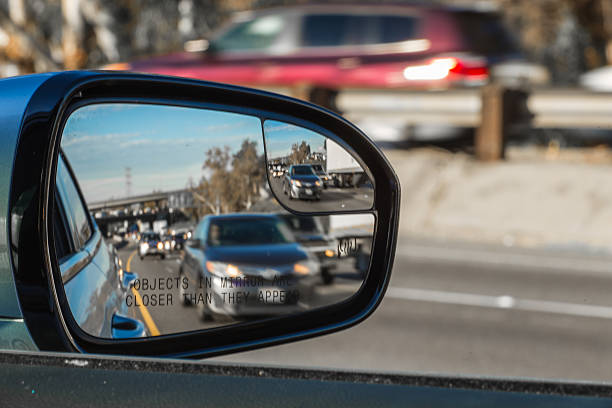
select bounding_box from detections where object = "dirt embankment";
[385,146,612,252]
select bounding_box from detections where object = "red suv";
[110,5,537,94]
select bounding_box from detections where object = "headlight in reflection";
[315,181,321,187]
[293,180,302,187]
[324,249,335,258]
[206,261,244,278]
[293,260,318,276]
[141,242,149,250]
[157,242,163,250]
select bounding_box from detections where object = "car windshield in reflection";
[292,165,315,176]
[208,215,294,246]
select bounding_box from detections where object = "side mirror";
[7,71,399,358]
[185,238,201,248]
[121,271,138,291]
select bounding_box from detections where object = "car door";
[55,153,144,339]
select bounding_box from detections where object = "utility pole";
[125,167,132,198]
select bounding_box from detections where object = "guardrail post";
[290,83,312,102]
[290,83,340,113]
[477,84,532,161]
[476,84,505,161]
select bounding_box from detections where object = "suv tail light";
[403,57,489,82]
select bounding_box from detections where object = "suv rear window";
[301,14,418,48]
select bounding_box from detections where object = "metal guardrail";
[259,84,612,160]
[336,88,612,130]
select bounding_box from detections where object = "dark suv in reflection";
[278,214,337,285]
[310,164,331,189]
[283,164,323,200]
[180,214,320,321]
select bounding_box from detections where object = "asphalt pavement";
[206,238,612,383]
[118,242,363,336]
[268,176,373,212]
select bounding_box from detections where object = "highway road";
[268,176,373,212]
[118,242,364,336]
[115,235,612,382]
[209,238,612,383]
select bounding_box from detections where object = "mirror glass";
[55,103,374,339]
[263,120,374,212]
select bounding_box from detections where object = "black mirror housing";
[7,71,400,358]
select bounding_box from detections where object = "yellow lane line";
[126,250,136,273]
[126,250,160,337]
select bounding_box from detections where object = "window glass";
[207,217,293,246]
[380,16,418,43]
[301,14,418,48]
[56,155,92,250]
[213,15,286,52]
[53,196,72,261]
[302,14,349,47]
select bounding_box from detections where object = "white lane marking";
[165,267,174,274]
[401,242,612,276]
[175,259,181,264]
[387,287,612,320]
[64,359,89,367]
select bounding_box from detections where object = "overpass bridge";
[88,189,194,212]
[89,189,195,236]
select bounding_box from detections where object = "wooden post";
[289,83,312,102]
[289,83,340,113]
[476,83,505,161]
[476,84,532,161]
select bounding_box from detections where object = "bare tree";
[193,140,265,216]
[193,146,232,216]
[289,141,311,164]
[230,139,264,210]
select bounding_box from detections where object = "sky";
[264,120,326,160]
[61,103,263,203]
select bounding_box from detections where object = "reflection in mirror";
[56,103,374,339]
[263,120,374,212]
